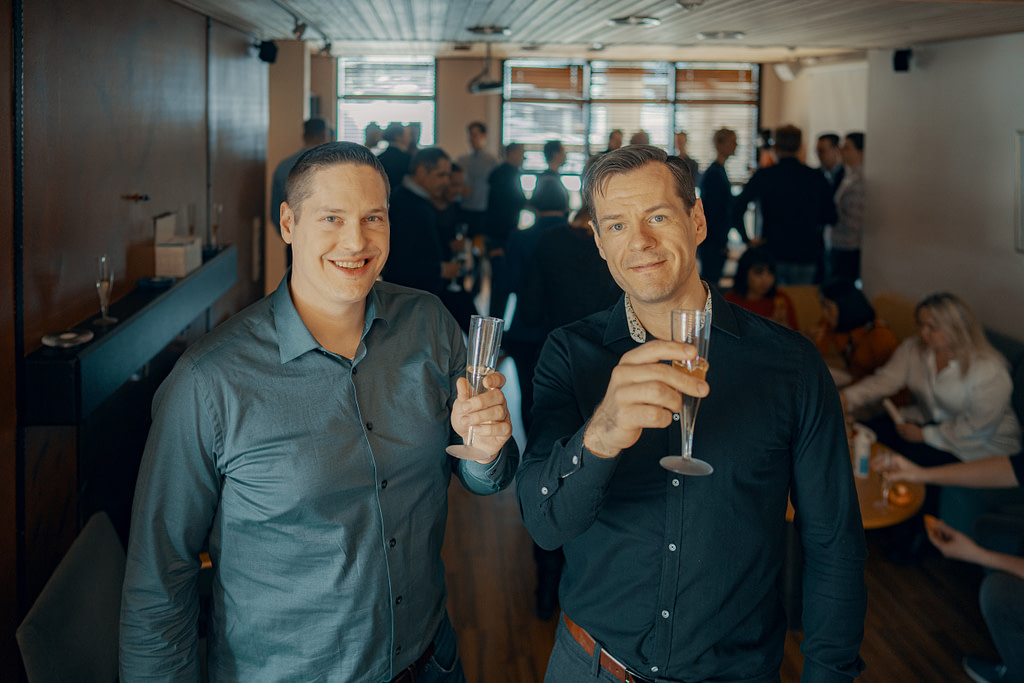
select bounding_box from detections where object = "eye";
[323,215,339,223]
[650,215,665,223]
[608,223,625,232]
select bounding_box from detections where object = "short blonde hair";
[915,292,1003,375]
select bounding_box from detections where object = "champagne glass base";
[660,456,714,476]
[93,316,118,326]
[446,444,492,461]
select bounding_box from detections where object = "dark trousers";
[827,248,861,282]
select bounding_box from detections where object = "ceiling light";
[292,18,307,40]
[590,42,606,51]
[320,40,333,57]
[467,25,511,36]
[521,43,542,51]
[610,15,661,27]
[675,0,705,10]
[453,42,473,51]
[697,30,745,40]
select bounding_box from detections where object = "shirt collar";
[401,176,431,200]
[624,282,713,343]
[273,274,388,364]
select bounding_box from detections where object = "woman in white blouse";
[842,292,1021,467]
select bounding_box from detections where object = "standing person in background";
[377,122,413,192]
[674,130,700,185]
[815,133,845,283]
[731,124,837,285]
[534,140,570,219]
[270,118,333,236]
[828,133,866,283]
[603,129,623,154]
[816,133,845,193]
[120,142,518,682]
[455,122,499,240]
[364,122,383,150]
[629,130,650,146]
[699,128,744,287]
[485,142,527,319]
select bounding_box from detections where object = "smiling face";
[590,163,707,316]
[280,162,389,319]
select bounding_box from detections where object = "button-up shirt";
[518,286,867,682]
[120,277,518,682]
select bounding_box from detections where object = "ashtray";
[888,482,915,506]
[41,329,94,349]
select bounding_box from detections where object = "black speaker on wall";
[893,49,912,72]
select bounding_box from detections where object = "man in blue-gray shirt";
[120,142,518,682]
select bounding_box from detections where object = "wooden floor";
[441,358,1000,682]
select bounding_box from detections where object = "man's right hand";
[583,340,709,459]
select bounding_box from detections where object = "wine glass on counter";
[446,315,504,461]
[93,254,117,326]
[660,309,713,476]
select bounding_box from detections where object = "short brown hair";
[285,142,390,220]
[582,145,696,232]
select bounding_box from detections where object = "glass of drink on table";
[446,315,504,460]
[94,254,118,326]
[660,309,713,476]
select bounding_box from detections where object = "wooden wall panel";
[21,0,208,353]
[1,0,19,678]
[208,19,269,323]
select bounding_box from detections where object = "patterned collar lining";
[624,283,712,343]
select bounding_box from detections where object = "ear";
[280,202,295,245]
[590,220,607,262]
[691,198,708,247]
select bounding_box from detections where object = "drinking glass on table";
[875,449,893,509]
[446,315,504,460]
[660,309,713,476]
[94,254,117,326]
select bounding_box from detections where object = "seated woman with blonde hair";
[842,292,1021,467]
[813,279,899,382]
[724,245,798,330]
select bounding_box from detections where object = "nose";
[629,223,658,250]
[336,222,369,252]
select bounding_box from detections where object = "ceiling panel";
[171,0,1024,62]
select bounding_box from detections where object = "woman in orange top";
[724,245,798,330]
[813,279,899,380]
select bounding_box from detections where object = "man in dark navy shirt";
[517,145,866,682]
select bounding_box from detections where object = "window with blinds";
[676,63,760,183]
[501,59,760,187]
[336,57,436,146]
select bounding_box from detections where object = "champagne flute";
[93,254,118,326]
[447,315,504,460]
[660,309,713,476]
[875,449,893,509]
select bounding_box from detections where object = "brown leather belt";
[387,642,435,683]
[563,614,655,683]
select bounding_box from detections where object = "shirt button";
[668,543,677,552]
[651,666,659,673]
[572,455,579,465]
[662,610,670,619]
[672,413,679,421]
[395,645,402,655]
[672,478,680,487]
[366,421,373,431]
[389,538,397,548]
[381,480,388,489]
[541,486,549,495]
[395,596,402,605]
[352,367,358,375]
